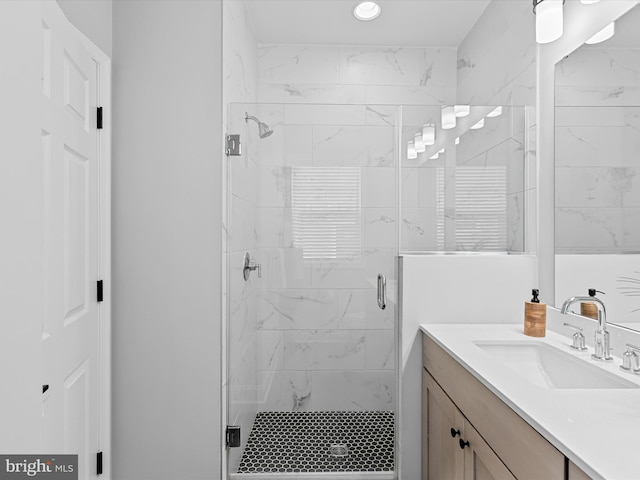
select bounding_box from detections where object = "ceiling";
[244,0,492,48]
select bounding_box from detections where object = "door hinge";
[226,426,241,448]
[97,451,103,476]
[97,107,103,130]
[97,280,104,302]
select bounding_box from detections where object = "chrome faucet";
[560,290,612,362]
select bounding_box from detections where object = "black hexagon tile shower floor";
[237,411,395,474]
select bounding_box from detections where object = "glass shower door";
[225,102,399,478]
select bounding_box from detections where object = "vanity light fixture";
[407,141,417,159]
[353,1,381,21]
[471,118,485,130]
[533,0,565,44]
[414,132,425,153]
[422,124,435,146]
[438,148,445,154]
[487,106,503,118]
[454,105,470,117]
[430,152,439,160]
[585,22,615,44]
[455,137,460,145]
[441,106,456,130]
[580,0,600,4]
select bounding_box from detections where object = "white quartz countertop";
[420,323,640,480]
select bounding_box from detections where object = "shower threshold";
[233,411,395,479]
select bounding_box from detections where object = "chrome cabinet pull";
[377,274,386,310]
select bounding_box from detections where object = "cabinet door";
[423,370,465,480]
[463,421,516,480]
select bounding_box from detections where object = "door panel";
[41,2,100,478]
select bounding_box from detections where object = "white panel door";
[41,3,100,478]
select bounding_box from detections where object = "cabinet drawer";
[423,334,564,480]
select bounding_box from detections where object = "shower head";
[244,112,273,138]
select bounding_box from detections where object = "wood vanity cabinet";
[422,334,572,480]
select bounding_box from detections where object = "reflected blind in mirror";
[291,167,361,261]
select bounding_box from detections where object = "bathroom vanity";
[421,324,640,480]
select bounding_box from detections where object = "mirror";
[554,5,640,330]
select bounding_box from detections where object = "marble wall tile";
[419,168,438,208]
[259,45,341,84]
[257,289,339,330]
[258,166,291,208]
[401,208,439,252]
[337,289,394,330]
[311,371,395,411]
[555,106,638,128]
[365,85,455,105]
[365,330,395,370]
[278,84,367,104]
[363,168,397,207]
[283,330,366,370]
[507,193,525,252]
[257,370,312,411]
[284,104,366,126]
[259,207,293,248]
[229,195,258,252]
[310,248,395,289]
[623,208,640,250]
[364,208,396,249]
[555,207,624,252]
[339,47,456,87]
[259,125,313,167]
[257,248,312,289]
[312,126,395,167]
[257,329,284,374]
[223,0,258,105]
[556,167,640,208]
[402,168,420,208]
[365,105,398,127]
[555,48,640,88]
[555,86,640,107]
[555,125,640,168]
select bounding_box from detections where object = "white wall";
[399,254,537,479]
[112,2,223,479]
[57,0,112,57]
[0,1,43,452]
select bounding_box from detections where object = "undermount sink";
[474,341,639,389]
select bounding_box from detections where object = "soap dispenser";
[524,289,546,337]
[580,288,603,320]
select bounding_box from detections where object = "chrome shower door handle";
[377,274,387,310]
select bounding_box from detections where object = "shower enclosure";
[223,102,531,478]
[225,102,399,478]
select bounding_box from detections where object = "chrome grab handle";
[377,274,386,310]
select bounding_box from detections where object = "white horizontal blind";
[455,166,507,251]
[291,167,361,261]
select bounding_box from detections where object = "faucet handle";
[563,323,588,351]
[621,344,640,374]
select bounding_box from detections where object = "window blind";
[291,167,362,261]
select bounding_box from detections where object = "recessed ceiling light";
[354,1,381,21]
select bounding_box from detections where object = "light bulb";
[414,133,425,153]
[441,106,456,130]
[471,118,485,130]
[430,152,439,160]
[422,124,435,146]
[580,0,599,4]
[454,105,470,117]
[535,0,563,44]
[487,106,503,118]
[438,148,445,154]
[407,141,417,159]
[585,22,615,45]
[455,137,460,145]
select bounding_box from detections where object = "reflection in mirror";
[554,5,640,330]
[400,105,534,254]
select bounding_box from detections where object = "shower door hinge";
[226,426,241,448]
[97,280,104,302]
[96,451,103,475]
[226,134,241,156]
[97,107,103,129]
